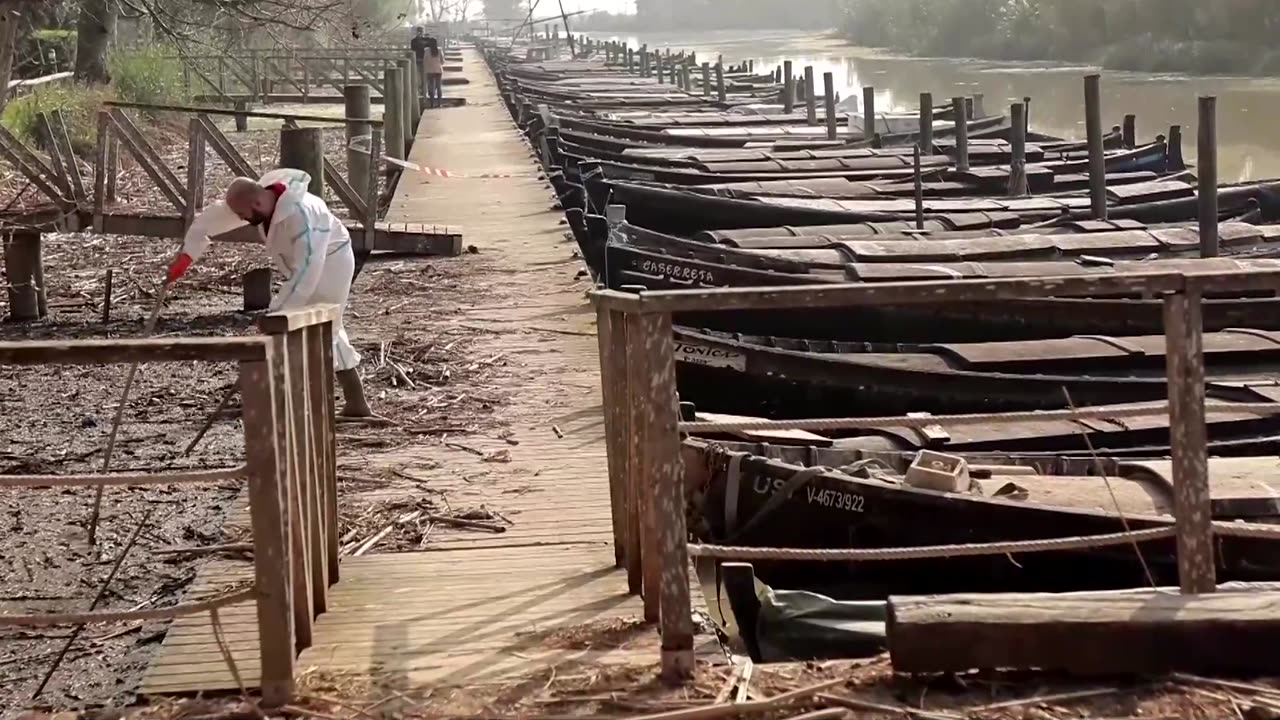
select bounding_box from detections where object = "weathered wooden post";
[782,60,794,113]
[863,86,876,141]
[244,267,272,312]
[716,63,726,103]
[383,66,405,172]
[804,66,817,124]
[184,117,206,232]
[656,51,664,85]
[1008,102,1028,197]
[1163,287,1214,594]
[397,58,415,142]
[918,92,933,152]
[1023,95,1032,135]
[701,62,710,97]
[234,100,249,132]
[952,96,969,172]
[1199,96,1218,258]
[1084,74,1107,220]
[4,231,45,322]
[641,44,650,77]
[1123,114,1137,149]
[627,47,635,73]
[680,63,691,91]
[823,72,838,141]
[279,126,324,197]
[345,84,372,205]
[913,145,925,230]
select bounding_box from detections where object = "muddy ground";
[0,115,516,713]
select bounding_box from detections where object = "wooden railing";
[0,303,342,705]
[588,204,1280,680]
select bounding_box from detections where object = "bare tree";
[74,0,115,83]
[0,1,18,110]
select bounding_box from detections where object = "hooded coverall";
[173,168,362,372]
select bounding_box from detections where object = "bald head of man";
[225,177,277,226]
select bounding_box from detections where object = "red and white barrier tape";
[350,135,540,179]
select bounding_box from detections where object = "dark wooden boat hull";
[670,327,1279,417]
[691,447,1280,599]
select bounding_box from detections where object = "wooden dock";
[141,46,712,696]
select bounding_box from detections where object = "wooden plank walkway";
[142,46,712,696]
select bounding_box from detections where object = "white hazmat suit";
[174,168,362,371]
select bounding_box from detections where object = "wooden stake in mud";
[804,66,816,125]
[279,126,324,197]
[1023,95,1032,135]
[87,281,171,546]
[918,92,933,153]
[1008,102,1028,197]
[1084,74,1107,220]
[345,84,372,203]
[823,72,838,141]
[382,66,405,170]
[782,60,794,113]
[4,231,45,322]
[1123,113,1137,148]
[244,267,272,312]
[656,51,664,85]
[701,62,710,97]
[863,86,876,141]
[101,269,113,323]
[952,96,969,172]
[913,144,925,230]
[1163,289,1214,594]
[1198,96,1219,258]
[716,63,726,103]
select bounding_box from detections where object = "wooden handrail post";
[1163,288,1215,593]
[240,345,296,706]
[635,308,693,682]
[184,117,206,230]
[625,307,661,622]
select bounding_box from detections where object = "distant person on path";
[423,37,445,108]
[167,169,374,418]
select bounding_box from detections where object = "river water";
[590,29,1280,181]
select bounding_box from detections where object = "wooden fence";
[0,303,341,704]
[588,203,1280,679]
[0,101,459,256]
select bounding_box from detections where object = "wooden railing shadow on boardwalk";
[0,304,345,706]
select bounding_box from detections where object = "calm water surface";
[591,30,1280,181]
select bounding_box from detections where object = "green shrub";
[0,84,109,155]
[109,46,189,106]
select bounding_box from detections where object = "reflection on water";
[590,29,1280,181]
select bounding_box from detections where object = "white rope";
[679,401,1280,433]
[689,527,1176,561]
[690,520,1280,562]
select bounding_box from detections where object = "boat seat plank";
[696,411,833,446]
[1105,179,1196,204]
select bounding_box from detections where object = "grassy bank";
[841,0,1280,77]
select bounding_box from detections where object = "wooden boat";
[680,400,1280,456]
[683,440,1280,599]
[670,325,1280,416]
[588,178,1280,234]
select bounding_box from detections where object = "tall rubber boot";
[336,368,372,418]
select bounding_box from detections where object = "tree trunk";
[0,1,19,113]
[74,0,116,84]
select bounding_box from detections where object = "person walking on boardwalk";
[423,36,445,108]
[166,168,374,418]
[410,26,433,100]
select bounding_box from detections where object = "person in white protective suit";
[166,168,373,417]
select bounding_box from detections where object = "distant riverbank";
[841,0,1280,78]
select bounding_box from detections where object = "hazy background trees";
[841,0,1280,75]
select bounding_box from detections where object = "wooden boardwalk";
[142,47,712,695]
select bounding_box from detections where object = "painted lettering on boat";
[639,259,715,284]
[674,341,746,371]
[751,476,866,513]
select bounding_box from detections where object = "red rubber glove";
[166,252,194,284]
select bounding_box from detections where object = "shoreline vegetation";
[839,0,1280,78]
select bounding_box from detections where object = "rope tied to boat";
[689,520,1280,562]
[678,401,1280,433]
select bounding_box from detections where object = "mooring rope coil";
[678,401,1280,433]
